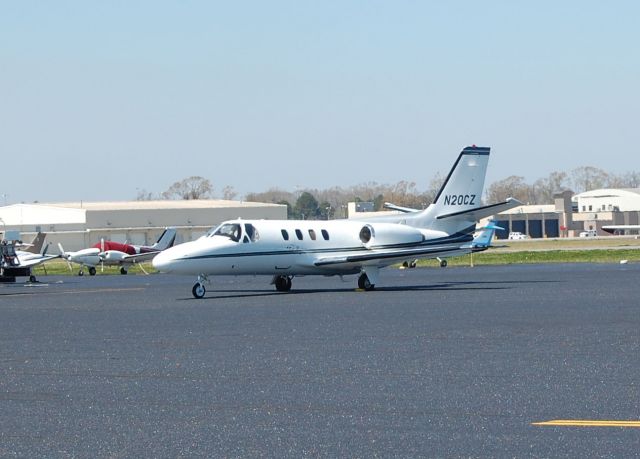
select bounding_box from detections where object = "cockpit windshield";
[211,223,242,242]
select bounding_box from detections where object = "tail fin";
[151,228,177,251]
[24,232,47,254]
[470,221,503,249]
[431,146,490,215]
[414,146,490,231]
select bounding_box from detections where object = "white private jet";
[153,146,520,298]
[59,228,177,276]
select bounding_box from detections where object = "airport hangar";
[0,200,287,251]
[493,189,640,239]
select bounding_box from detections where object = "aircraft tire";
[120,267,127,275]
[29,275,36,283]
[78,270,84,276]
[274,275,292,292]
[89,267,97,276]
[192,283,206,299]
[440,259,448,268]
[358,273,374,291]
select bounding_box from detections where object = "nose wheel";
[192,283,206,299]
[192,274,208,299]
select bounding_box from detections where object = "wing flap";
[314,245,465,267]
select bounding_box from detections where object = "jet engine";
[358,223,426,248]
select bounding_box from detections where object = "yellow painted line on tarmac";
[533,420,640,428]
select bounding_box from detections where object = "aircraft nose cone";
[152,250,172,272]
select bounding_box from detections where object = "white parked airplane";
[1,232,58,282]
[154,146,520,298]
[59,228,177,276]
[602,225,640,235]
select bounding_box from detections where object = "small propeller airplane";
[59,228,177,276]
[153,146,521,298]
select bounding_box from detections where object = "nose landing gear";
[192,274,209,299]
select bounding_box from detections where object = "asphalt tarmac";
[1,263,639,458]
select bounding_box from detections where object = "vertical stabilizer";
[24,232,47,254]
[151,228,177,251]
[414,146,490,232]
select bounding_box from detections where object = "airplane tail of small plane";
[469,221,503,249]
[24,232,47,254]
[150,228,177,251]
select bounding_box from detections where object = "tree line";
[136,166,640,219]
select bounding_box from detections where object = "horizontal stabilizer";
[383,202,420,213]
[16,254,60,268]
[436,197,522,222]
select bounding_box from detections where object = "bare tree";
[532,171,570,204]
[486,175,531,204]
[245,188,296,205]
[608,171,640,189]
[221,185,237,200]
[135,189,157,201]
[424,172,445,204]
[569,166,609,193]
[162,176,213,200]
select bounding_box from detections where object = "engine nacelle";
[359,223,426,248]
[100,250,128,262]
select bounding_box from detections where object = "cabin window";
[281,229,289,241]
[308,229,317,240]
[244,224,259,242]
[321,229,329,240]
[295,229,303,240]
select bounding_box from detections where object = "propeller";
[100,238,105,272]
[58,243,73,272]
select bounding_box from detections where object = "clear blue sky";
[2,1,639,203]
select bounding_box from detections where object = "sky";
[1,1,639,204]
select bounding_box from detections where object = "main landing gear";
[78,266,97,276]
[272,275,292,292]
[357,267,378,291]
[357,273,375,291]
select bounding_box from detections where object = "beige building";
[572,188,640,234]
[0,200,287,251]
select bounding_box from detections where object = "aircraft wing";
[314,244,466,267]
[602,225,640,234]
[121,251,161,264]
[436,197,522,222]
